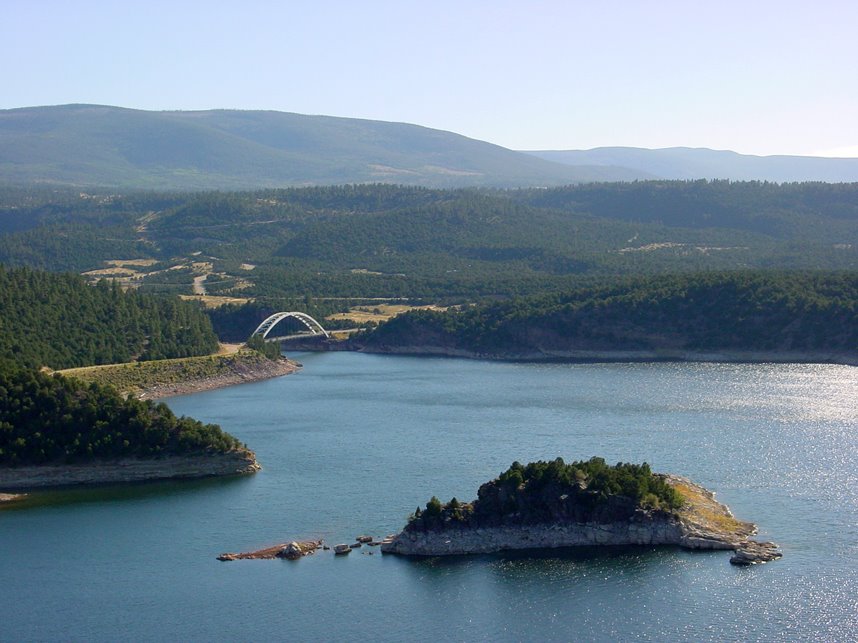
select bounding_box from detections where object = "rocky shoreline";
[0,449,260,491]
[380,475,782,565]
[358,345,857,367]
[138,356,300,400]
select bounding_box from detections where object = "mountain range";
[0,104,637,189]
[527,147,858,183]
[1,104,857,189]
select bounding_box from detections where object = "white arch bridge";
[251,311,330,341]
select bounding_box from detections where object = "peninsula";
[0,367,260,492]
[381,458,781,565]
[58,347,300,400]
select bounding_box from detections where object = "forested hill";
[0,181,855,301]
[359,272,858,359]
[0,266,218,369]
[0,104,642,189]
[0,368,242,466]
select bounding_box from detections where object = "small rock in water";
[276,542,305,560]
[730,540,783,565]
[356,535,373,543]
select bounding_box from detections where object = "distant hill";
[359,272,858,361]
[527,147,858,183]
[0,105,647,189]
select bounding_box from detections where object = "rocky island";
[381,458,781,565]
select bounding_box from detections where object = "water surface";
[2,354,856,641]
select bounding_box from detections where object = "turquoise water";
[2,353,857,641]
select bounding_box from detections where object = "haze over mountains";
[1,104,857,190]
[527,148,858,183]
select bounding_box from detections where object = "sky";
[2,0,857,157]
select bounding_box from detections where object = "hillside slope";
[0,105,645,189]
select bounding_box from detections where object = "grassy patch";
[671,480,749,534]
[326,303,445,325]
[57,349,272,397]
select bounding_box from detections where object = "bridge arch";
[251,312,330,340]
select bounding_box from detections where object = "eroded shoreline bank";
[356,345,858,366]
[59,351,301,400]
[0,450,260,492]
[138,356,300,400]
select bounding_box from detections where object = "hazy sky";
[3,0,857,156]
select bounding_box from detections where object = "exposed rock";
[358,344,858,367]
[0,450,260,491]
[730,541,783,565]
[218,539,321,561]
[356,535,373,543]
[137,356,301,400]
[277,542,306,560]
[333,544,352,555]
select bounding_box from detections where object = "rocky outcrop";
[217,539,322,561]
[0,449,260,491]
[730,541,783,565]
[381,511,740,556]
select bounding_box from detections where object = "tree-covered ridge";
[513,180,858,237]
[361,271,858,355]
[0,181,856,300]
[0,265,218,369]
[408,457,683,532]
[0,368,241,466]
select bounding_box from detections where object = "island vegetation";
[407,457,684,533]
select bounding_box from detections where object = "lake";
[2,353,856,641]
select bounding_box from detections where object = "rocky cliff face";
[0,449,260,491]
[380,510,738,556]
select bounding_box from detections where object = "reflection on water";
[1,473,254,512]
